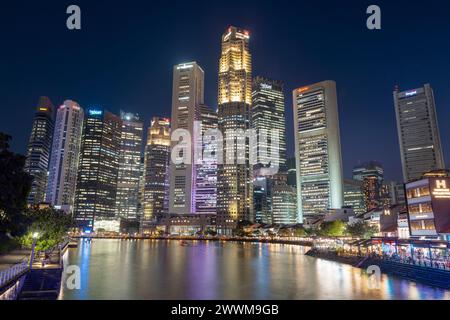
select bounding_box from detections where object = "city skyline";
[4,1,450,183]
[1,1,450,304]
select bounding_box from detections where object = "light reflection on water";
[59,239,449,300]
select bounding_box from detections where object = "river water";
[59,239,449,300]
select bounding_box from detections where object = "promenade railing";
[0,261,29,288]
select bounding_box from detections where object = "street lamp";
[29,232,39,269]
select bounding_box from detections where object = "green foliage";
[20,208,75,252]
[293,226,307,237]
[346,221,378,239]
[318,220,346,237]
[0,132,33,238]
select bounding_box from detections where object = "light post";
[29,232,39,269]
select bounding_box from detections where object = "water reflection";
[60,239,449,300]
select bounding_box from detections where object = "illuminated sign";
[176,63,193,70]
[89,110,103,116]
[261,83,272,90]
[297,87,310,93]
[39,108,48,111]
[405,90,417,97]
[431,179,450,199]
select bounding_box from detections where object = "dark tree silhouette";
[0,132,33,239]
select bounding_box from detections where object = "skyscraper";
[352,161,384,211]
[24,96,54,205]
[169,62,205,215]
[74,109,122,229]
[45,100,84,214]
[143,117,171,222]
[217,26,253,233]
[272,185,297,225]
[251,76,286,170]
[380,181,406,206]
[195,104,218,215]
[343,179,366,215]
[116,112,143,222]
[394,84,445,182]
[293,80,344,223]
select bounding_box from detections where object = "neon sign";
[89,110,103,116]
[432,179,450,199]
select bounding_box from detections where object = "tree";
[293,226,307,237]
[0,133,33,239]
[20,208,75,252]
[346,221,378,239]
[319,220,346,237]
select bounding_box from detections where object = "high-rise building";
[116,112,143,222]
[195,104,218,214]
[353,161,384,211]
[253,176,271,224]
[394,84,445,182]
[74,109,122,229]
[293,81,344,223]
[380,181,406,206]
[272,185,297,225]
[217,26,253,233]
[343,179,366,215]
[143,117,171,222]
[169,62,205,215]
[286,157,297,187]
[45,100,84,214]
[24,96,55,205]
[251,76,286,170]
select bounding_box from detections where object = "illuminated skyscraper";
[169,62,204,215]
[394,84,445,182]
[293,80,343,223]
[74,109,122,229]
[24,96,54,205]
[195,104,218,214]
[343,179,366,215]
[116,112,143,221]
[143,117,171,222]
[45,100,84,214]
[217,26,253,233]
[251,76,286,169]
[272,185,297,225]
[352,161,384,211]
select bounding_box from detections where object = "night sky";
[2,0,450,181]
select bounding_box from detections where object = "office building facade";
[195,104,218,214]
[74,109,122,229]
[293,81,344,223]
[143,117,171,222]
[45,100,84,214]
[251,76,286,170]
[169,62,205,215]
[353,161,384,211]
[24,96,55,205]
[116,112,143,221]
[343,179,366,215]
[394,84,445,182]
[217,26,254,232]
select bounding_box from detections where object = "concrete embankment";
[306,249,450,290]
